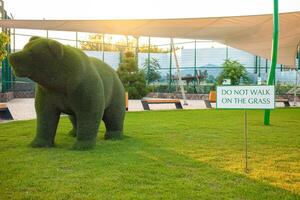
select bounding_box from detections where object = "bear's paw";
[72,140,96,150]
[31,138,54,148]
[104,131,123,140]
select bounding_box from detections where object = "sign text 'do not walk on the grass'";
[216,85,275,109]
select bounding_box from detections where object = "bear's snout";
[8,51,32,77]
[9,52,22,67]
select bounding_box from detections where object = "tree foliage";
[80,34,136,52]
[0,32,10,63]
[217,59,249,85]
[117,51,147,99]
[80,34,169,53]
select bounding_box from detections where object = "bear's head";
[9,37,84,92]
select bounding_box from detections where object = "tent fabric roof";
[1,12,300,67]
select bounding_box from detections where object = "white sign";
[217,86,275,109]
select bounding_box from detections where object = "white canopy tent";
[0,11,300,67]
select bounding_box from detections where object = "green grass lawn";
[0,108,299,199]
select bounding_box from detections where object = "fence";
[1,30,300,95]
[0,0,13,93]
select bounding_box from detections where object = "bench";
[125,92,129,111]
[204,91,216,108]
[0,103,13,120]
[276,98,290,107]
[141,98,183,110]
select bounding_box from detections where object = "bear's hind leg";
[68,115,77,137]
[103,105,125,140]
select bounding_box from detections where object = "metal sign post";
[244,109,248,173]
[294,70,298,107]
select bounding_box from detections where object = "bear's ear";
[29,36,41,42]
[48,40,64,60]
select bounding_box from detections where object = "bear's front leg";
[72,113,102,150]
[31,87,60,148]
[31,105,60,148]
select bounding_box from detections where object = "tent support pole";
[169,39,172,93]
[194,40,197,92]
[75,32,78,48]
[102,34,105,61]
[147,36,150,85]
[171,38,188,105]
[135,36,139,68]
[264,0,279,125]
[226,46,229,60]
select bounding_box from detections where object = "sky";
[4,0,300,20]
[3,0,300,49]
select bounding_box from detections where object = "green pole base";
[264,109,271,125]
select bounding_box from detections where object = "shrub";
[0,32,10,63]
[117,51,147,99]
[217,59,249,85]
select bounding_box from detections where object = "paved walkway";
[2,98,299,121]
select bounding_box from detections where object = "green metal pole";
[2,13,12,93]
[1,59,6,92]
[1,59,3,92]
[254,56,258,74]
[135,36,139,67]
[1,0,4,92]
[2,43,11,92]
[7,42,12,90]
[298,45,300,70]
[194,40,197,93]
[169,39,173,93]
[264,0,279,125]
[258,57,261,77]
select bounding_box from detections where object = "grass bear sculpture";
[8,37,126,150]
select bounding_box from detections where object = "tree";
[142,58,161,84]
[0,32,10,63]
[217,59,248,85]
[117,51,147,99]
